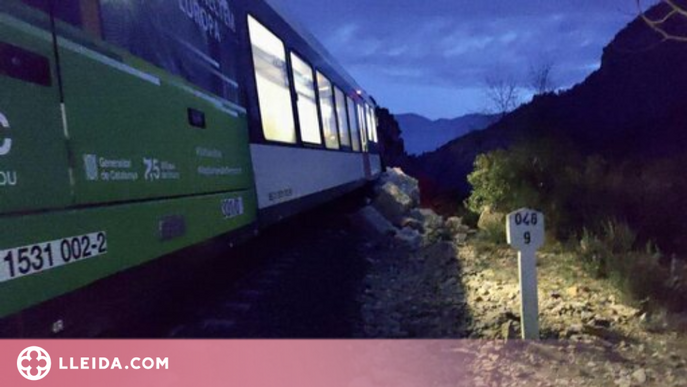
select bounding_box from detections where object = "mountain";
[408,2,687,200]
[396,113,498,155]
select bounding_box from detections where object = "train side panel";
[55,24,253,205]
[250,144,365,210]
[0,8,72,214]
[0,2,258,324]
[0,190,256,321]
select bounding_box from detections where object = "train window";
[372,107,379,143]
[316,72,340,150]
[347,96,361,152]
[291,53,322,145]
[366,104,377,143]
[358,103,369,152]
[248,15,297,144]
[334,87,351,148]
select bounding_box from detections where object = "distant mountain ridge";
[396,113,498,155]
[407,2,687,200]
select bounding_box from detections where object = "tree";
[528,61,555,95]
[637,0,687,42]
[484,75,521,118]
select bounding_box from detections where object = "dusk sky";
[267,0,649,119]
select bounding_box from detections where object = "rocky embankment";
[357,168,687,386]
[354,168,472,338]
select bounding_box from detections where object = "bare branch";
[637,0,687,42]
[665,0,687,17]
[528,61,556,95]
[484,76,521,119]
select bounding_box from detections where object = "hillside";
[408,2,687,200]
[396,113,498,155]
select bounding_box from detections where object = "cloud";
[267,0,638,118]
[331,23,359,45]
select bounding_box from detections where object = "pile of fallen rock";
[354,168,473,337]
[363,167,472,250]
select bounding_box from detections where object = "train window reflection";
[347,96,361,152]
[291,53,322,145]
[316,72,340,150]
[358,104,368,152]
[248,15,296,144]
[335,87,351,148]
[366,104,377,143]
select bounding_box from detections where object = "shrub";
[577,222,680,307]
[601,219,637,255]
[465,136,687,310]
[579,227,610,277]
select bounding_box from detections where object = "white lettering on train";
[0,113,17,187]
[0,112,12,156]
[0,171,17,186]
[178,0,236,42]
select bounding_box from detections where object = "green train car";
[0,0,382,336]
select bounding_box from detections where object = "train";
[0,0,382,336]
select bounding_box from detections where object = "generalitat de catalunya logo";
[17,346,51,381]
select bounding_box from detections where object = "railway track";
[117,195,370,338]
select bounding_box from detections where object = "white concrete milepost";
[506,208,545,340]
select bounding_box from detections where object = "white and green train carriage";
[0,0,382,336]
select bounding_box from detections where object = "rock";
[409,208,444,231]
[567,286,579,298]
[566,324,584,337]
[632,369,647,384]
[610,303,639,318]
[409,208,450,244]
[355,206,397,236]
[615,377,631,387]
[378,168,421,206]
[477,206,505,234]
[400,217,424,233]
[422,241,457,264]
[373,182,414,224]
[394,227,423,250]
[453,233,468,245]
[445,217,464,234]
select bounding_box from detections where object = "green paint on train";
[0,1,257,319]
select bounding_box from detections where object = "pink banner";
[2,340,618,386]
[3,340,469,386]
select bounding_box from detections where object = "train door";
[0,1,73,214]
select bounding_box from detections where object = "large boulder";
[377,168,421,207]
[354,206,397,236]
[372,182,414,225]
